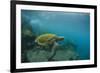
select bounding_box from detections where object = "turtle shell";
[35,34,56,46]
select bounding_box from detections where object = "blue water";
[21,10,90,60]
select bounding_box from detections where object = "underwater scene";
[21,10,90,63]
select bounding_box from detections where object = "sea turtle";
[35,33,64,61]
[35,34,64,46]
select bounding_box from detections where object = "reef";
[21,24,79,63]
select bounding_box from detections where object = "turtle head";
[47,36,64,45]
[55,36,64,41]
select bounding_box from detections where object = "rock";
[52,47,79,61]
[26,49,50,62]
